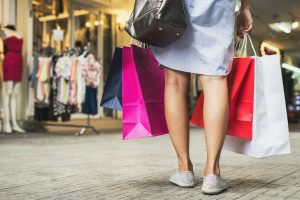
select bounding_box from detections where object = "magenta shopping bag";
[122,45,168,140]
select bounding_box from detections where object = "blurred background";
[1,1,300,200]
[0,0,299,132]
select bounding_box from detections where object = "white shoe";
[201,174,227,195]
[169,170,195,188]
[12,125,25,133]
[3,124,12,134]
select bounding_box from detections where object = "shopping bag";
[190,57,255,140]
[122,45,168,140]
[223,34,290,158]
[100,47,122,111]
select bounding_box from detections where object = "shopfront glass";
[32,0,69,54]
[31,0,116,119]
[73,8,99,60]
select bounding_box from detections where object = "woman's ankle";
[178,159,193,172]
[204,165,220,176]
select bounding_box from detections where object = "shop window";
[32,0,69,54]
[73,8,99,60]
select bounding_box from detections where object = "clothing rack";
[33,44,100,136]
[39,114,100,136]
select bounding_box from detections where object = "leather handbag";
[125,0,187,48]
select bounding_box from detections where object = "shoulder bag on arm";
[125,0,187,48]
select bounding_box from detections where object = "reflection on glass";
[73,9,99,59]
[32,0,69,54]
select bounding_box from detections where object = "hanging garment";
[34,103,49,122]
[29,56,39,88]
[84,54,102,88]
[69,57,78,105]
[61,56,72,80]
[55,56,71,104]
[48,55,72,121]
[76,55,87,110]
[35,57,51,103]
[151,0,236,76]
[82,86,98,115]
[3,36,23,82]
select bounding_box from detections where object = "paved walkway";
[0,128,299,200]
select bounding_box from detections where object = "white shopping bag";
[223,34,291,158]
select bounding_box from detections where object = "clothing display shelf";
[32,45,100,136]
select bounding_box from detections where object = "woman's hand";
[236,7,253,38]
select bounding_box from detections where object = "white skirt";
[151,0,236,76]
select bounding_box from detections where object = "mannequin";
[0,28,4,81]
[1,25,25,133]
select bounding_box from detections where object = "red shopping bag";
[190,57,255,140]
[122,45,168,140]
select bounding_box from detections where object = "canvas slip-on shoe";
[169,170,195,187]
[201,174,227,194]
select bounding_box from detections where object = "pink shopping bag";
[122,45,168,140]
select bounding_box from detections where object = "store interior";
[248,0,300,123]
[0,0,300,134]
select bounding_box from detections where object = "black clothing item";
[34,103,49,122]
[82,86,98,115]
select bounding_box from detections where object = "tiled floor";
[0,128,299,200]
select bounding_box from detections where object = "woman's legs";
[164,67,193,172]
[199,75,229,176]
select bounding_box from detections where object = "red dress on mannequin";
[3,36,23,82]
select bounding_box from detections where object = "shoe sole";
[169,180,195,188]
[201,186,227,195]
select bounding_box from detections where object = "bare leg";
[164,67,193,172]
[11,83,25,133]
[199,75,229,176]
[2,81,13,133]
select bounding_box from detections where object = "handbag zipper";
[129,8,159,24]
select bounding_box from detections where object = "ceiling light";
[85,22,91,27]
[282,63,300,74]
[292,21,299,29]
[116,17,123,24]
[276,23,291,33]
[269,22,291,34]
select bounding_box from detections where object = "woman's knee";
[164,68,190,91]
[199,75,227,86]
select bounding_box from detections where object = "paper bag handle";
[235,33,257,57]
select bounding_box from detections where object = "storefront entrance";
[31,0,117,122]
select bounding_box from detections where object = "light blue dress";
[152,0,236,76]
